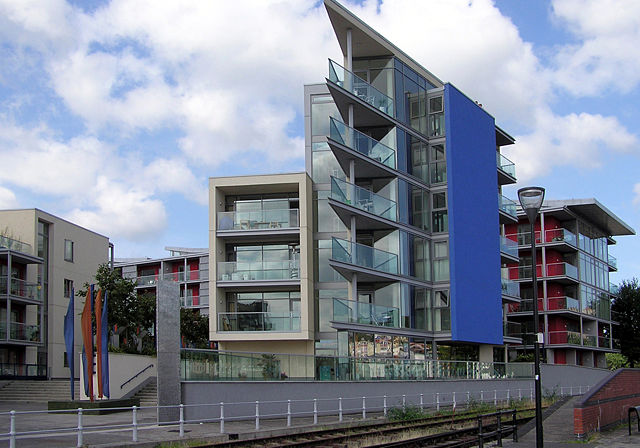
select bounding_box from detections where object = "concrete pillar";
[479,344,493,363]
[156,280,180,424]
[346,28,352,72]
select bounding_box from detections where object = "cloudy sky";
[0,0,638,282]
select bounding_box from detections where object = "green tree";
[180,308,210,349]
[605,353,629,370]
[611,278,640,367]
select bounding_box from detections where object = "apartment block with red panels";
[115,247,209,314]
[504,199,634,367]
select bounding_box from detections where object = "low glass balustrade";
[508,263,578,281]
[218,261,300,281]
[136,274,158,287]
[610,284,619,295]
[181,295,206,307]
[548,331,582,346]
[496,152,516,178]
[500,236,518,259]
[217,209,299,231]
[545,228,577,246]
[0,277,41,301]
[328,59,394,117]
[608,254,617,270]
[181,349,534,381]
[0,235,32,254]
[501,277,520,298]
[503,321,521,338]
[331,238,398,275]
[505,231,541,246]
[582,335,597,347]
[329,118,396,169]
[547,296,580,312]
[0,322,40,342]
[218,312,300,332]
[330,177,397,221]
[0,363,47,378]
[598,336,611,348]
[333,298,399,328]
[163,270,202,282]
[546,262,578,280]
[498,195,518,219]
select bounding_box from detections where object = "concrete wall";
[78,353,156,400]
[541,363,611,394]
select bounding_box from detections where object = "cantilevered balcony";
[329,237,398,283]
[547,330,582,346]
[501,277,520,301]
[500,236,519,262]
[498,194,518,224]
[508,262,579,284]
[327,118,397,179]
[217,261,300,287]
[506,231,541,247]
[607,254,617,271]
[0,322,41,344]
[329,177,397,230]
[0,277,42,303]
[503,321,522,341]
[496,152,516,185]
[327,59,395,128]
[135,274,158,288]
[332,298,400,329]
[547,296,580,313]
[0,236,33,255]
[544,228,577,252]
[217,209,299,235]
[218,312,300,333]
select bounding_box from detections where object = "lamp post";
[518,186,545,448]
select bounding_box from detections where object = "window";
[428,96,445,137]
[432,192,448,233]
[433,240,450,281]
[64,279,73,298]
[64,239,74,262]
[429,144,447,184]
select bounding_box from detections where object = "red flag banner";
[94,289,103,398]
[81,287,94,402]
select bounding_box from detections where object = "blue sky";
[0,0,638,283]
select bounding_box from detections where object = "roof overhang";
[537,199,635,237]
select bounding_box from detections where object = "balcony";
[135,274,158,287]
[330,238,398,282]
[547,330,582,346]
[0,323,40,343]
[0,277,41,302]
[500,236,518,261]
[547,296,580,313]
[218,312,300,333]
[506,231,541,247]
[163,270,203,282]
[180,295,207,307]
[610,283,619,295]
[508,262,579,283]
[332,298,400,328]
[0,236,32,255]
[328,59,394,118]
[598,336,611,349]
[545,228,577,252]
[501,277,520,300]
[503,321,522,339]
[329,177,397,230]
[329,118,396,169]
[582,335,597,347]
[217,261,300,283]
[607,254,617,271]
[496,152,516,185]
[507,299,541,313]
[217,209,299,232]
[498,194,518,223]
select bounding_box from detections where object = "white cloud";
[0,186,18,209]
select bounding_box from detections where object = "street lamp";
[518,186,545,448]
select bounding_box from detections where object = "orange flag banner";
[81,287,94,402]
[94,289,103,399]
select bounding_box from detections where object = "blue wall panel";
[445,84,502,345]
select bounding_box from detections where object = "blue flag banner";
[64,287,75,400]
[101,290,110,398]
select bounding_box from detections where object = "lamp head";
[518,186,545,223]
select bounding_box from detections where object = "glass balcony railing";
[0,235,33,255]
[548,331,582,346]
[498,194,518,219]
[507,299,542,313]
[500,235,518,259]
[503,321,521,338]
[328,59,394,117]
[545,228,577,247]
[330,177,397,221]
[0,322,41,342]
[331,238,398,275]
[0,276,42,301]
[218,312,300,333]
[501,277,520,298]
[217,209,299,231]
[547,296,580,312]
[136,274,158,287]
[163,270,203,282]
[181,295,206,307]
[217,261,300,281]
[181,348,534,381]
[328,118,396,169]
[496,152,516,178]
[505,231,541,246]
[582,335,597,347]
[508,263,578,281]
[333,298,399,328]
[546,262,578,280]
[608,254,617,270]
[610,284,619,295]
[598,336,611,349]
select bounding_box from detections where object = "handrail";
[120,364,154,390]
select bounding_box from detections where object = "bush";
[387,405,430,421]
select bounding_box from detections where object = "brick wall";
[574,368,640,438]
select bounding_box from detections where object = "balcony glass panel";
[500,236,518,259]
[501,277,520,298]
[328,59,394,117]
[136,274,158,287]
[218,312,300,332]
[610,284,619,295]
[0,235,32,254]
[506,231,541,246]
[218,261,300,281]
[496,152,516,178]
[598,336,611,348]
[329,118,396,169]
[6,322,40,342]
[545,228,577,246]
[546,262,578,280]
[331,238,398,275]
[332,298,399,328]
[503,321,521,338]
[0,277,42,301]
[217,209,299,231]
[330,177,397,221]
[548,331,581,346]
[582,335,597,347]
[608,254,617,270]
[181,295,206,307]
[498,195,518,219]
[547,296,580,312]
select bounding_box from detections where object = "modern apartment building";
[504,199,634,367]
[116,246,210,316]
[0,209,110,379]
[208,0,525,373]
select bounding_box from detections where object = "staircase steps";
[132,378,157,408]
[0,380,80,402]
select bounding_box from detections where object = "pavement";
[1,397,640,447]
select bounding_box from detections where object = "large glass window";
[315,191,347,232]
[312,146,345,184]
[311,96,341,136]
[64,239,74,262]
[433,240,449,281]
[428,96,445,137]
[432,192,448,233]
[429,144,446,184]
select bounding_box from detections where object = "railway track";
[200,408,533,448]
